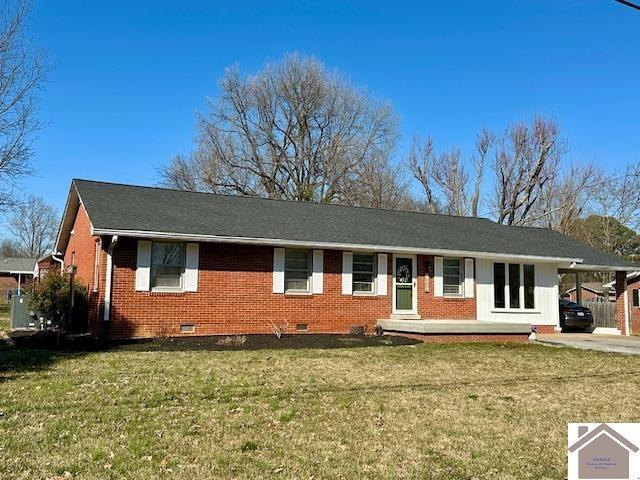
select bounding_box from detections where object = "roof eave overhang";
[92,228,585,264]
[561,263,638,272]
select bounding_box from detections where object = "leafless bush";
[154,323,171,339]
[267,320,289,339]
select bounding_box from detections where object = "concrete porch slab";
[376,319,532,335]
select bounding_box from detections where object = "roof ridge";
[72,178,555,228]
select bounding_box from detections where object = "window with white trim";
[494,263,506,308]
[353,253,375,293]
[523,264,535,309]
[493,262,535,310]
[443,258,463,296]
[508,263,520,308]
[284,249,311,293]
[150,242,185,289]
[633,288,639,308]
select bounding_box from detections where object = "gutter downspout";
[103,235,118,322]
[52,252,64,272]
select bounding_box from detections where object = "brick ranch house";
[54,179,638,342]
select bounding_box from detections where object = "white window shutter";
[273,248,285,293]
[184,243,199,292]
[377,253,387,296]
[342,251,353,295]
[464,258,474,298]
[312,250,323,294]
[434,256,443,297]
[135,240,152,291]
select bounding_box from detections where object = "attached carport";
[558,264,636,336]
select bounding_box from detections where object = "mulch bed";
[8,332,421,352]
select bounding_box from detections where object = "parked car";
[559,299,593,330]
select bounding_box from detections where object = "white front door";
[392,255,417,314]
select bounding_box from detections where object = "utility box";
[10,294,36,331]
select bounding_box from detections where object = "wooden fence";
[584,301,616,329]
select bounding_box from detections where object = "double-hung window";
[353,253,375,293]
[284,249,311,293]
[443,258,463,296]
[151,242,186,290]
[633,289,639,308]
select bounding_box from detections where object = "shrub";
[26,272,87,331]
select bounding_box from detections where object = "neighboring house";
[0,257,38,300]
[568,424,639,479]
[35,252,60,279]
[562,282,609,303]
[54,179,637,341]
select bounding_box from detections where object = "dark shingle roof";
[0,257,36,274]
[73,179,634,269]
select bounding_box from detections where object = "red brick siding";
[615,271,628,335]
[106,242,481,339]
[417,255,476,320]
[0,275,17,300]
[532,325,556,334]
[63,204,107,333]
[628,276,640,336]
[108,241,388,339]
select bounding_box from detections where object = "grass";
[1,341,640,479]
[0,302,9,333]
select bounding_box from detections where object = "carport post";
[614,271,629,336]
[17,273,21,295]
[575,272,582,305]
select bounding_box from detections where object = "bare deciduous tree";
[577,164,640,261]
[8,194,57,257]
[524,163,598,234]
[407,130,490,216]
[0,2,49,209]
[407,136,439,213]
[344,155,413,209]
[591,164,640,232]
[0,237,21,257]
[161,54,401,207]
[492,117,565,225]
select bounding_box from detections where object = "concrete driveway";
[536,333,640,355]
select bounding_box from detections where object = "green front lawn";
[1,341,639,479]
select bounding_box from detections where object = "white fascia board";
[565,263,638,272]
[92,228,584,264]
[54,184,85,253]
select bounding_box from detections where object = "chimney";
[578,426,588,437]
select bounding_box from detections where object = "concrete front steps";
[376,319,532,343]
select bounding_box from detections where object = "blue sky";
[20,0,640,225]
